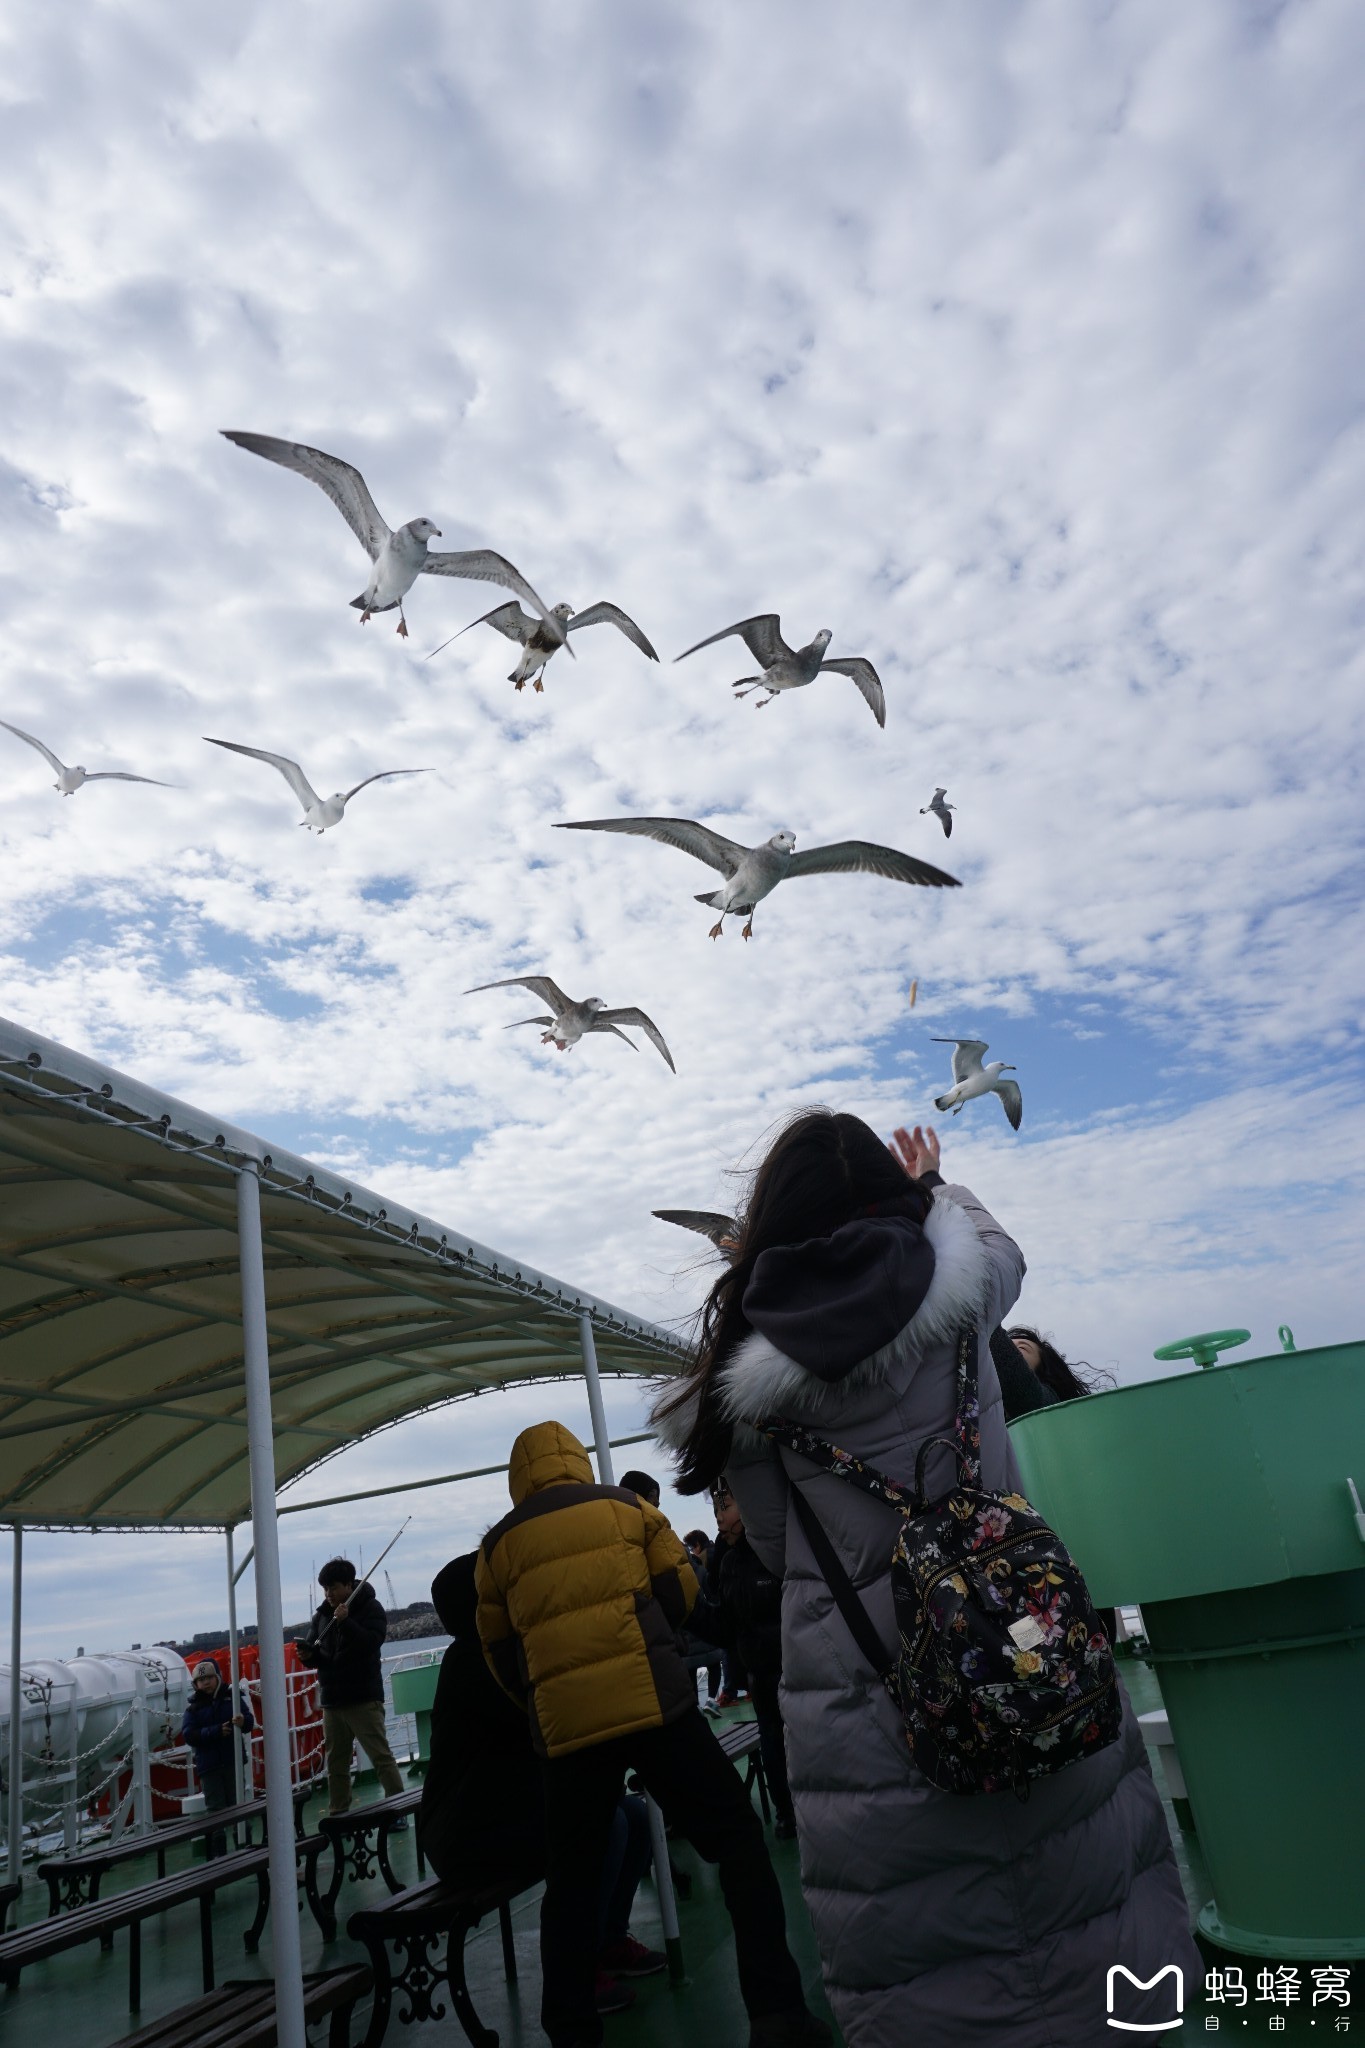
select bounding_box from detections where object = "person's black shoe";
[749,2011,834,2047]
[594,1970,635,2016]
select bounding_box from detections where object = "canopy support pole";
[7,1522,21,1886]
[580,1316,684,1974]
[237,1165,306,2048]
[579,1314,614,1484]
[225,1525,247,1816]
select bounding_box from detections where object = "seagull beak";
[433,529,443,538]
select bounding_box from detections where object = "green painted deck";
[0,1680,1350,2045]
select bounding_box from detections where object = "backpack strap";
[952,1325,983,1485]
[756,1419,918,1509]
[786,1485,896,1690]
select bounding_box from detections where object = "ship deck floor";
[0,1668,1343,2046]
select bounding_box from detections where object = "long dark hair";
[1006,1327,1111,1402]
[658,1107,933,1493]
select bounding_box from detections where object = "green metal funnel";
[1010,1338,1365,1959]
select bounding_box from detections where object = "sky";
[2,0,1363,1658]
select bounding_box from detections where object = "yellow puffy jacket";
[475,1420,699,1758]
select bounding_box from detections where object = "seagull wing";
[653,1209,737,1247]
[933,787,948,800]
[554,816,747,877]
[597,1007,676,1073]
[466,975,573,1014]
[786,840,960,888]
[819,656,886,728]
[932,1038,989,1084]
[83,773,177,786]
[565,602,660,661]
[204,737,319,814]
[341,768,431,804]
[996,1078,1023,1131]
[220,432,389,559]
[424,601,537,662]
[674,614,791,668]
[0,721,67,776]
[419,549,565,644]
[504,1015,555,1030]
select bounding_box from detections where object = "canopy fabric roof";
[0,1016,688,1531]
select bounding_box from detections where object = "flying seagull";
[920,788,955,838]
[653,1208,737,1250]
[932,1039,1022,1130]
[204,738,429,832]
[555,816,959,939]
[675,615,886,727]
[220,431,562,645]
[427,600,657,690]
[0,720,174,796]
[467,975,676,1071]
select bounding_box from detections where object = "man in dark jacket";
[695,1484,796,1837]
[180,1658,253,1857]
[295,1557,405,1816]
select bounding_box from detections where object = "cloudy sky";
[3,0,1363,1657]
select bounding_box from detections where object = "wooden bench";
[311,1786,425,1940]
[347,1868,541,2048]
[38,1782,313,1913]
[113,1966,374,2048]
[0,1843,273,2010]
[715,1717,771,1823]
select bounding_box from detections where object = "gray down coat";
[659,1182,1200,2047]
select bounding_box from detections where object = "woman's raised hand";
[890,1124,941,1180]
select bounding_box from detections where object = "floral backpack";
[759,1328,1121,1796]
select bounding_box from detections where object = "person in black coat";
[295,1558,405,1816]
[180,1659,253,1857]
[692,1484,796,1836]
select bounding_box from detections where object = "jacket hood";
[507,1421,595,1505]
[431,1553,478,1637]
[742,1212,936,1379]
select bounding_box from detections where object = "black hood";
[432,1553,478,1638]
[741,1212,936,1380]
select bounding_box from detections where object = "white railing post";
[237,1163,307,2048]
[64,1676,79,1853]
[578,1313,614,1484]
[131,1667,153,1835]
[6,1522,22,1884]
[225,1524,246,1816]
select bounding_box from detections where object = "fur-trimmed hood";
[652,1191,993,1447]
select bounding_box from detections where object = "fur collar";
[720,1193,990,1426]
[649,1192,992,1447]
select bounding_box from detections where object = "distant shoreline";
[168,1600,445,1659]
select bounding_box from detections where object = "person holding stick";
[296,1557,406,1817]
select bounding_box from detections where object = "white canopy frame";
[0,1017,689,2047]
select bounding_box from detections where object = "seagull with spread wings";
[0,720,175,797]
[675,615,886,727]
[653,1209,738,1251]
[555,816,959,939]
[467,975,676,1071]
[921,787,956,837]
[932,1039,1023,1130]
[204,738,428,833]
[220,431,561,645]
[427,600,657,691]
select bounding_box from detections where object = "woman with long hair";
[653,1107,1197,2048]
[1007,1326,1110,1402]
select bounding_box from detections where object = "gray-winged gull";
[653,1209,737,1250]
[467,975,676,1071]
[675,615,886,727]
[220,431,562,645]
[932,1038,1022,1130]
[427,600,657,690]
[204,737,429,833]
[0,720,175,796]
[555,816,959,939]
[920,787,955,837]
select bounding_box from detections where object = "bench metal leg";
[445,1922,498,2048]
[128,1918,141,2012]
[498,1898,517,1983]
[302,1840,337,1942]
[747,1754,772,1824]
[357,1939,393,2048]
[376,1821,402,1896]
[200,1889,215,1991]
[244,1867,269,1953]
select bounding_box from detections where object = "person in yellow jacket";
[477,1420,830,2048]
